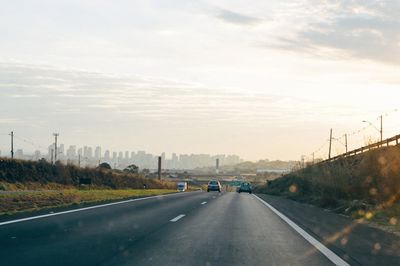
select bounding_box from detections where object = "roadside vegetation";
[0,158,175,189]
[0,158,178,215]
[255,146,400,233]
[0,189,176,216]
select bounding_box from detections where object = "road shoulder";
[256,194,400,266]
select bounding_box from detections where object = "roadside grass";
[0,181,77,191]
[0,188,176,216]
[254,146,400,234]
[361,203,400,235]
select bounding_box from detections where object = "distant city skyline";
[0,141,243,170]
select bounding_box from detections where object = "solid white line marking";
[0,192,195,227]
[170,214,185,222]
[253,195,349,266]
[201,201,207,205]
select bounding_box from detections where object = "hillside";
[255,146,400,231]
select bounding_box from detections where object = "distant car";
[207,180,221,192]
[238,182,252,194]
[177,182,188,192]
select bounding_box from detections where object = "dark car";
[238,182,252,194]
[207,180,221,192]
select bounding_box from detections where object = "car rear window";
[209,181,218,185]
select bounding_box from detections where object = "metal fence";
[321,134,400,163]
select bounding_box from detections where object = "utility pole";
[157,156,162,180]
[78,154,81,168]
[328,128,333,160]
[10,131,14,160]
[53,133,59,163]
[380,115,383,143]
[345,134,348,154]
[312,152,315,164]
[51,149,54,164]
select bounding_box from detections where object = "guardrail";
[321,134,400,163]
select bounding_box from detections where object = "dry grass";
[255,146,400,232]
[0,181,76,191]
[0,189,176,216]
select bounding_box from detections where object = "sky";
[1,0,400,161]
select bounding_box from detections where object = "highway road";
[0,191,344,266]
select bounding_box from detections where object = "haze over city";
[1,0,400,161]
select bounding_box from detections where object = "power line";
[13,135,46,150]
[309,108,399,163]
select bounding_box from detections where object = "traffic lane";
[105,192,333,266]
[0,191,222,266]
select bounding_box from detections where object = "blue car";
[238,182,252,194]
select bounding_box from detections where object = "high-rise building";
[48,144,54,157]
[104,150,110,161]
[83,146,89,157]
[172,153,178,169]
[95,146,102,160]
[87,147,93,159]
[161,152,166,166]
[66,145,76,159]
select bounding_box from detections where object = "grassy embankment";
[0,158,178,215]
[254,146,400,232]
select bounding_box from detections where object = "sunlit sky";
[1,0,400,161]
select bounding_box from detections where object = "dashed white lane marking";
[253,195,349,266]
[0,192,196,227]
[201,202,207,205]
[170,214,185,222]
[212,196,216,199]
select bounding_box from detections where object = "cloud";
[0,118,21,124]
[270,0,400,65]
[216,8,261,26]
[0,62,324,130]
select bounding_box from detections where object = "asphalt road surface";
[0,192,341,266]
